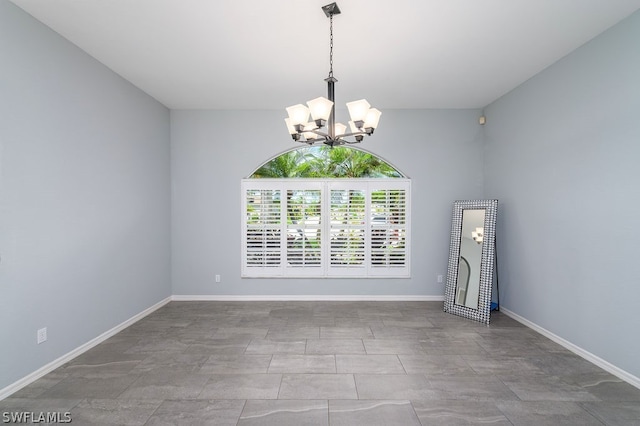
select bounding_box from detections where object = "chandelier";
[284,2,381,147]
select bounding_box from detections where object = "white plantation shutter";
[369,183,409,276]
[243,183,283,276]
[328,183,367,276]
[242,179,410,278]
[284,184,324,275]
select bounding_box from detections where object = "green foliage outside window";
[251,146,402,179]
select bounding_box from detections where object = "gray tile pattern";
[1,301,639,425]
[238,400,328,426]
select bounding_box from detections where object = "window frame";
[241,178,411,278]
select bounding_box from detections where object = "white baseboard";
[501,307,640,390]
[0,296,172,401]
[172,295,445,302]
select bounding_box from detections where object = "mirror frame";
[443,199,498,324]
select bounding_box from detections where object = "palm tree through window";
[250,146,403,179]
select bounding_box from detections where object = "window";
[242,179,410,278]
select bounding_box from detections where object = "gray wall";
[484,10,640,378]
[0,0,171,390]
[171,108,484,296]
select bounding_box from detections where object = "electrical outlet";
[215,274,221,283]
[437,274,444,283]
[37,327,47,344]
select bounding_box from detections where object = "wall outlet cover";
[37,327,47,344]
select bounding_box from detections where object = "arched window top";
[249,146,405,179]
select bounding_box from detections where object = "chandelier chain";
[328,14,334,78]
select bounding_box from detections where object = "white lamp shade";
[303,122,317,140]
[363,108,382,129]
[346,99,371,122]
[348,121,360,133]
[307,97,334,122]
[286,104,310,126]
[334,122,347,137]
[284,118,297,135]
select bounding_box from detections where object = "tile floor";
[2,301,640,425]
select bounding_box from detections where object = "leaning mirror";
[444,200,498,324]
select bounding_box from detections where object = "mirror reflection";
[454,209,485,309]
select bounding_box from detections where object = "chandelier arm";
[305,129,331,138]
[335,130,373,139]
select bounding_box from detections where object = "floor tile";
[412,400,512,426]
[268,355,336,374]
[70,398,162,425]
[428,376,520,401]
[463,354,545,377]
[421,338,488,356]
[266,326,320,339]
[580,401,640,426]
[502,375,601,402]
[199,354,272,374]
[245,339,306,355]
[268,307,313,319]
[370,326,428,339]
[145,399,245,426]
[496,401,605,426]
[123,338,191,354]
[131,353,210,375]
[320,326,373,339]
[3,372,68,399]
[398,354,475,376]
[117,371,210,400]
[561,372,640,401]
[0,397,81,415]
[278,374,357,399]
[354,374,435,399]
[182,337,251,355]
[211,327,269,339]
[305,338,366,355]
[329,400,421,426]
[334,317,385,328]
[63,350,146,376]
[38,374,141,399]
[362,339,426,355]
[238,399,328,426]
[381,318,435,328]
[476,336,553,357]
[528,353,606,376]
[198,374,282,399]
[336,355,405,374]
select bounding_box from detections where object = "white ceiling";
[10,0,640,110]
